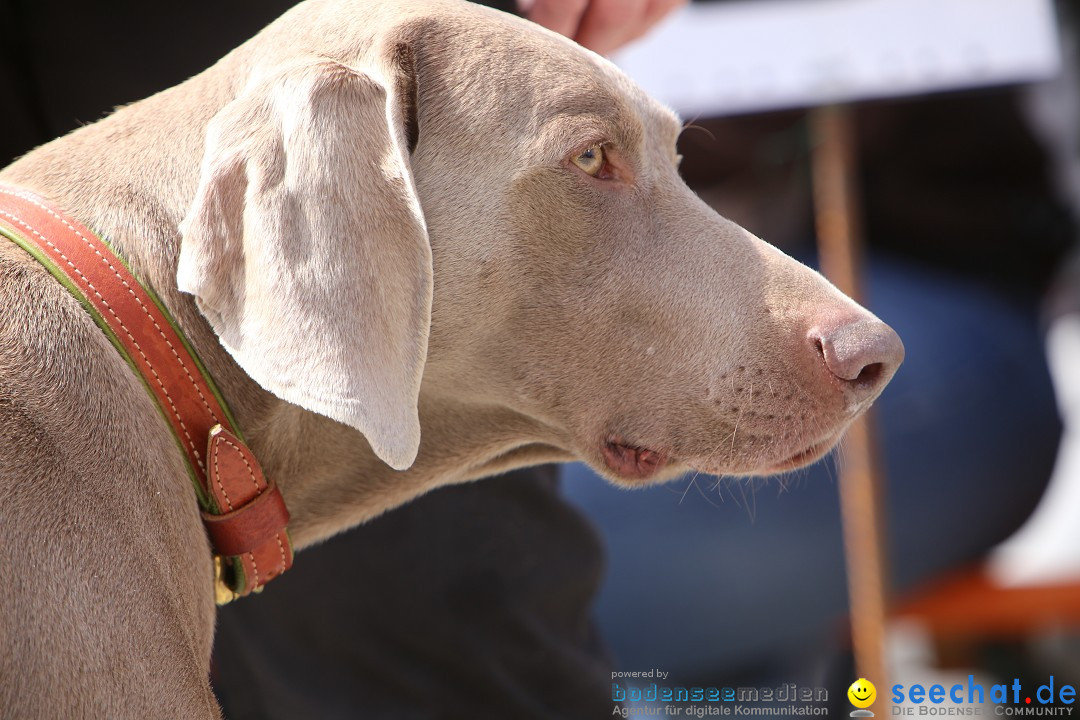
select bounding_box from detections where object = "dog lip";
[679,432,843,477]
[601,438,668,480]
[765,435,840,473]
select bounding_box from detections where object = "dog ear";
[178,57,430,471]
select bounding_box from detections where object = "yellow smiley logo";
[848,678,877,709]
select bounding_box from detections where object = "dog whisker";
[679,117,716,143]
[679,474,696,505]
[689,475,727,510]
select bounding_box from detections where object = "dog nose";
[809,319,904,402]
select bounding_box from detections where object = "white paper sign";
[613,0,1062,117]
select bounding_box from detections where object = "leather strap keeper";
[202,478,290,557]
[203,424,293,597]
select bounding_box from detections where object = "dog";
[0,0,903,716]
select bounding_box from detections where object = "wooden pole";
[809,104,891,696]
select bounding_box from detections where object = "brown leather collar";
[0,185,292,603]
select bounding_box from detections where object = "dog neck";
[0,82,570,552]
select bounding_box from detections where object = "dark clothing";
[213,468,612,720]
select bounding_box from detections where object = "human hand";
[521,0,686,55]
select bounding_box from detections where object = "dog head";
[178,0,903,483]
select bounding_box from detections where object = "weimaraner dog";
[0,0,903,716]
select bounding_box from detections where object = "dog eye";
[571,144,605,176]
